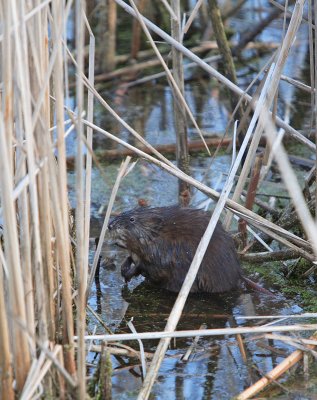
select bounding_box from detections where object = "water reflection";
[88,245,303,400]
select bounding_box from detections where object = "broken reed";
[0,1,91,398]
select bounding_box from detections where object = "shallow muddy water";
[88,247,307,399]
[66,1,317,398]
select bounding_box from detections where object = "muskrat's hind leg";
[121,256,140,282]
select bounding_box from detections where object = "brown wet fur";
[108,206,242,293]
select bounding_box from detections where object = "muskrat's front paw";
[122,265,137,282]
[121,256,139,282]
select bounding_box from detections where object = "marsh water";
[67,2,317,398]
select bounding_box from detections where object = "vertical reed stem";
[0,253,14,400]
[171,0,190,206]
[104,0,117,71]
[75,0,87,397]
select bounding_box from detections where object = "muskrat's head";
[108,207,163,250]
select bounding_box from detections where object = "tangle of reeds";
[1,0,317,399]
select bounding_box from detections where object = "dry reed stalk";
[130,0,146,59]
[80,343,155,359]
[224,64,275,228]
[170,0,190,205]
[1,2,31,390]
[77,323,317,342]
[261,105,317,254]
[44,0,77,378]
[183,0,204,34]
[232,0,305,214]
[265,333,317,348]
[227,0,304,230]
[207,0,237,86]
[261,104,290,181]
[7,4,37,356]
[25,3,74,386]
[29,1,56,343]
[104,0,117,71]
[0,249,14,400]
[182,323,207,361]
[83,13,95,300]
[75,0,87,397]
[0,111,31,390]
[47,151,76,376]
[20,343,76,400]
[159,0,178,20]
[15,94,36,344]
[37,4,55,342]
[14,1,49,345]
[236,313,317,320]
[20,348,47,400]
[128,319,147,378]
[56,344,66,400]
[87,157,133,296]
[52,0,69,283]
[0,0,99,396]
[239,154,263,242]
[313,0,317,217]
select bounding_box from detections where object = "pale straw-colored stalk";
[87,157,133,296]
[75,0,86,397]
[83,13,95,293]
[76,323,317,342]
[1,2,31,389]
[12,0,48,344]
[226,0,305,229]
[0,246,14,399]
[0,113,31,390]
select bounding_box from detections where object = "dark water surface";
[67,2,317,398]
[89,249,305,399]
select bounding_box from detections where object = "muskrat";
[108,206,242,293]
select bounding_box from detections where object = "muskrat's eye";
[130,217,135,222]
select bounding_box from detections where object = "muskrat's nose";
[108,221,113,231]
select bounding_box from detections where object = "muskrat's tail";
[242,276,276,296]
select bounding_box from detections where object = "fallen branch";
[94,41,278,82]
[240,249,302,262]
[66,137,232,166]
